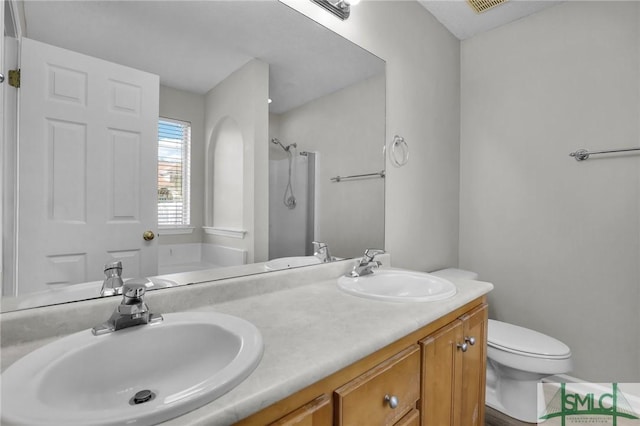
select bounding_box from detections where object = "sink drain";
[129,389,156,405]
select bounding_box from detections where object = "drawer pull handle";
[384,394,399,409]
[457,342,468,352]
[465,336,476,346]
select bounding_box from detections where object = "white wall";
[282,0,461,270]
[158,85,205,244]
[211,117,244,229]
[272,74,385,259]
[460,2,640,381]
[204,59,269,263]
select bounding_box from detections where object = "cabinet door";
[334,345,420,426]
[270,394,332,426]
[460,304,488,426]
[394,409,419,426]
[420,319,464,426]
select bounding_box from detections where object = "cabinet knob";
[384,394,399,409]
[457,342,468,352]
[465,336,476,346]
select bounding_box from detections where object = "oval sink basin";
[337,268,457,302]
[264,256,321,271]
[1,312,263,426]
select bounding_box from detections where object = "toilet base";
[486,360,553,423]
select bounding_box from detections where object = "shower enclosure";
[268,143,316,259]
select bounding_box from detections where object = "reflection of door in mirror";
[2,2,20,297]
[14,38,159,296]
[2,0,386,312]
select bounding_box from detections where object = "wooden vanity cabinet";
[237,298,488,426]
[394,409,420,426]
[421,304,488,426]
[334,345,420,426]
[270,394,332,426]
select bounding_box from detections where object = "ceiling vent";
[466,0,509,13]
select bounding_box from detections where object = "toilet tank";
[430,268,479,281]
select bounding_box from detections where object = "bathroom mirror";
[1,0,385,312]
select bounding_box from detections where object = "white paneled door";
[17,38,159,295]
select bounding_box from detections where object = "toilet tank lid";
[429,268,479,281]
[488,319,571,358]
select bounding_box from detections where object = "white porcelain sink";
[264,256,322,271]
[1,312,263,426]
[337,268,457,302]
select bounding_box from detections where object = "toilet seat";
[488,319,571,359]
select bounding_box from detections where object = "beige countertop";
[0,264,493,425]
[161,275,493,425]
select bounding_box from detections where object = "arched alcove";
[205,116,244,230]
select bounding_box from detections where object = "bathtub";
[158,243,247,275]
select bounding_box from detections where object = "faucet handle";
[100,261,124,297]
[121,279,150,304]
[104,261,123,275]
[312,241,332,263]
[312,241,327,251]
[363,248,385,262]
[123,282,145,298]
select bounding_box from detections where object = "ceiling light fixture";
[310,0,359,20]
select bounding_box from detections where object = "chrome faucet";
[92,279,163,336]
[313,241,333,263]
[100,261,124,297]
[347,248,385,277]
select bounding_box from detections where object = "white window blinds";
[158,118,191,226]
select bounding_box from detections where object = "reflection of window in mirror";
[158,118,191,227]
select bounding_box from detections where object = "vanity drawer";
[334,345,420,426]
[270,394,332,426]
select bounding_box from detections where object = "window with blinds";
[158,118,191,226]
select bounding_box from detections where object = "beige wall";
[460,1,640,381]
[272,74,385,259]
[283,0,461,271]
[158,85,205,245]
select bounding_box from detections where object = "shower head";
[271,137,285,151]
[271,138,297,152]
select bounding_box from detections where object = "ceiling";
[19,0,563,112]
[418,0,564,40]
[22,1,383,114]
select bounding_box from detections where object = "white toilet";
[430,268,573,424]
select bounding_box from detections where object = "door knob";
[457,342,468,352]
[143,230,155,241]
[465,336,476,346]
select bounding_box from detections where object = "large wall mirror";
[1,0,385,312]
